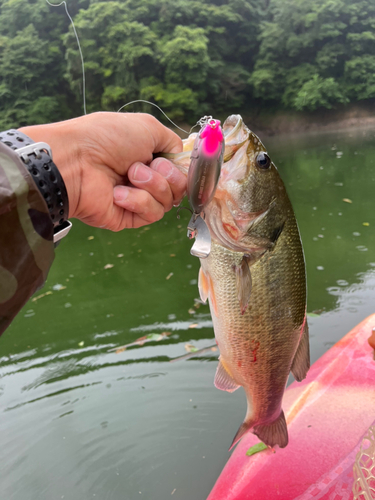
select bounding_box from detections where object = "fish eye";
[256,152,271,170]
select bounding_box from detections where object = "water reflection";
[1,125,375,500]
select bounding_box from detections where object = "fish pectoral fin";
[214,358,240,393]
[291,319,310,382]
[253,411,289,449]
[198,267,209,304]
[235,257,252,315]
[199,268,219,317]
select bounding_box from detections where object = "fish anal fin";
[291,319,310,382]
[253,411,289,449]
[214,357,240,393]
[235,257,252,315]
[229,420,254,451]
[198,267,209,304]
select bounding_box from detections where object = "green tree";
[250,0,375,111]
[293,74,348,110]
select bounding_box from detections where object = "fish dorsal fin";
[214,357,240,393]
[253,410,288,449]
[291,319,310,382]
[198,267,209,304]
[235,257,252,315]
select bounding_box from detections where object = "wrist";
[19,119,82,219]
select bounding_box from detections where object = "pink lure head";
[200,119,223,156]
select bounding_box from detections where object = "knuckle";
[143,113,158,126]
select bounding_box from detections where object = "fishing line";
[46,0,86,115]
[45,0,206,136]
[117,100,193,135]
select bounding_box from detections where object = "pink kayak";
[208,313,375,500]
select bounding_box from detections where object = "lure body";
[187,119,224,215]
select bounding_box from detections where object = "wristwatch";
[0,129,72,243]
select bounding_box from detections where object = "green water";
[1,125,375,500]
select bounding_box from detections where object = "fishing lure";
[186,117,224,258]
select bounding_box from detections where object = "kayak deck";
[207,314,375,500]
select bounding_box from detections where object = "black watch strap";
[0,129,72,242]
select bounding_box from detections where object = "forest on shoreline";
[0,0,374,129]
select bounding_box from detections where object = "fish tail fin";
[229,419,255,451]
[253,411,289,449]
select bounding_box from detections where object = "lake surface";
[1,125,375,500]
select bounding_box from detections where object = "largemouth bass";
[171,115,309,449]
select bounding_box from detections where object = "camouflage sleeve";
[0,141,55,336]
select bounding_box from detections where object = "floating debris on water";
[189,323,198,329]
[104,264,114,269]
[88,236,94,240]
[78,341,84,347]
[336,151,343,158]
[317,266,324,271]
[343,198,352,203]
[166,272,173,280]
[188,308,196,315]
[117,254,124,258]
[170,344,218,363]
[108,332,171,353]
[32,291,53,302]
[64,303,72,308]
[170,254,176,257]
[52,284,66,291]
[353,232,361,236]
[185,344,198,353]
[363,222,370,226]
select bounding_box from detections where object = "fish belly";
[201,223,306,426]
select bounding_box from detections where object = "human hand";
[20,112,186,230]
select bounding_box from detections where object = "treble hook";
[176,206,193,220]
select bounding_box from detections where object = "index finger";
[141,114,183,155]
